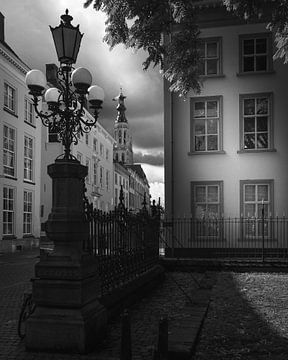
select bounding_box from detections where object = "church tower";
[113,89,133,164]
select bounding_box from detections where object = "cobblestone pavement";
[0,249,215,360]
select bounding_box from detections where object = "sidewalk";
[0,249,215,360]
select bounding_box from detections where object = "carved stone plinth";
[25,159,107,353]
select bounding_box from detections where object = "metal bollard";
[154,316,168,360]
[120,309,132,360]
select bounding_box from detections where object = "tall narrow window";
[85,158,90,184]
[24,98,34,125]
[24,135,33,181]
[106,170,110,191]
[3,125,16,177]
[239,93,273,151]
[4,83,16,113]
[239,33,272,74]
[3,186,14,235]
[240,180,273,238]
[100,143,104,157]
[93,159,98,185]
[199,38,222,76]
[93,138,97,152]
[23,190,33,234]
[100,166,103,188]
[191,96,223,153]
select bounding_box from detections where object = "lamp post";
[25,9,104,160]
[25,10,107,353]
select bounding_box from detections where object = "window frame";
[240,179,274,239]
[239,33,273,75]
[190,96,224,154]
[24,97,35,126]
[239,92,274,152]
[3,124,16,178]
[23,190,33,235]
[199,37,223,77]
[4,82,16,114]
[24,134,34,182]
[3,185,15,236]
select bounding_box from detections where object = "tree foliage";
[84,0,288,96]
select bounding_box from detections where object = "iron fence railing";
[84,198,161,296]
[161,216,288,260]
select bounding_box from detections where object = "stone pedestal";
[25,159,107,353]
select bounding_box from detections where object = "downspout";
[170,89,175,258]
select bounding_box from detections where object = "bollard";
[120,309,132,360]
[154,316,168,360]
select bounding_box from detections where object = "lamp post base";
[25,159,107,353]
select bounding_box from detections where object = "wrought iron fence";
[161,216,288,260]
[84,195,161,295]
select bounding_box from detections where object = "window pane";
[207,204,219,216]
[245,185,255,201]
[257,133,268,148]
[195,119,205,134]
[244,117,255,132]
[195,136,205,151]
[256,56,267,71]
[207,135,218,150]
[257,117,268,131]
[208,186,218,202]
[256,38,267,54]
[207,119,217,134]
[207,60,218,75]
[207,42,217,57]
[258,185,269,201]
[244,204,256,217]
[195,205,206,219]
[207,101,218,117]
[244,134,255,149]
[257,204,269,218]
[243,39,254,55]
[256,98,268,115]
[195,186,206,202]
[244,99,255,115]
[199,60,205,75]
[194,102,205,117]
[199,42,205,57]
[243,56,254,72]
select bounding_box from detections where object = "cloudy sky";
[1,0,164,203]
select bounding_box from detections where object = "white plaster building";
[0,13,41,252]
[164,1,288,219]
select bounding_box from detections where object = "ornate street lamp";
[25,9,104,160]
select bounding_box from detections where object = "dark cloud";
[133,152,164,166]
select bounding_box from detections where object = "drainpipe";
[170,90,175,258]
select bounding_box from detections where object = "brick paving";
[0,249,214,360]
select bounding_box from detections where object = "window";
[106,170,109,191]
[191,181,223,219]
[85,158,90,184]
[239,93,273,151]
[100,166,103,188]
[85,133,89,145]
[239,33,272,74]
[4,83,16,113]
[24,98,34,125]
[190,96,223,153]
[106,149,109,160]
[3,186,14,235]
[199,37,222,76]
[93,159,98,185]
[3,125,16,177]
[115,173,118,185]
[48,125,60,143]
[23,190,33,234]
[100,143,104,157]
[93,138,98,152]
[24,135,33,181]
[240,180,273,238]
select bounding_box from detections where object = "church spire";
[113,88,127,123]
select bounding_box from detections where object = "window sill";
[2,235,17,240]
[188,150,226,156]
[24,121,36,129]
[23,234,35,238]
[3,107,18,117]
[4,175,17,181]
[237,148,277,154]
[23,180,36,185]
[200,74,225,79]
[237,70,275,77]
